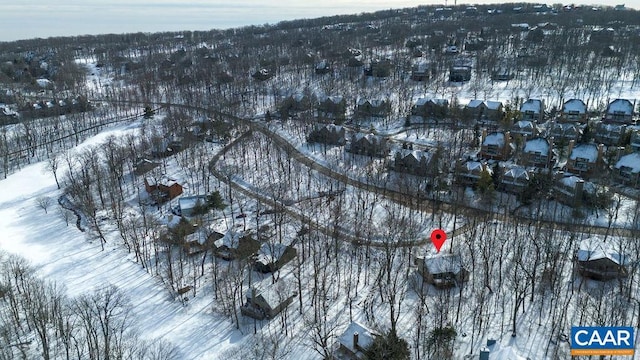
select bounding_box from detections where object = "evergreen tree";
[364,330,410,360]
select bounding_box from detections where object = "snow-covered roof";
[524,138,549,153]
[338,322,376,355]
[614,152,640,173]
[397,149,431,162]
[178,195,206,211]
[415,97,447,106]
[483,132,505,147]
[520,99,542,113]
[246,280,294,311]
[422,254,463,275]
[596,122,626,132]
[503,166,529,180]
[357,98,387,107]
[576,237,629,265]
[255,243,289,266]
[607,99,633,115]
[513,120,534,130]
[563,99,586,113]
[214,230,242,249]
[467,99,484,108]
[569,144,598,162]
[463,161,487,174]
[485,100,502,110]
[559,175,596,193]
[146,176,181,187]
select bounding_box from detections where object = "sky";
[1,0,639,42]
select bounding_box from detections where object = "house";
[575,237,630,281]
[411,98,448,119]
[456,160,490,187]
[252,242,297,273]
[335,322,377,360]
[604,99,634,124]
[213,230,260,260]
[552,174,595,207]
[314,60,332,75]
[560,99,587,123]
[500,166,530,193]
[612,152,640,188]
[182,229,218,256]
[520,99,544,123]
[548,122,583,142]
[240,280,297,320]
[521,137,554,168]
[356,99,391,118]
[410,61,432,81]
[511,120,539,138]
[393,149,434,176]
[144,176,183,203]
[466,100,503,122]
[133,158,160,176]
[491,65,515,81]
[307,124,346,145]
[317,96,347,120]
[566,141,603,176]
[415,254,469,288]
[347,133,389,157]
[177,195,208,218]
[279,92,313,115]
[593,122,627,146]
[364,58,392,77]
[449,65,471,82]
[630,129,640,151]
[479,131,514,160]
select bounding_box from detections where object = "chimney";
[574,179,584,207]
[353,332,359,350]
[504,131,511,158]
[568,140,575,158]
[597,144,604,164]
[481,128,487,145]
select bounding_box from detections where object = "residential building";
[560,99,587,123]
[521,137,554,168]
[479,130,514,160]
[307,124,346,145]
[612,152,640,188]
[575,237,630,281]
[347,133,389,157]
[356,98,391,118]
[411,98,448,119]
[594,122,627,146]
[335,322,377,360]
[240,280,297,320]
[393,149,434,177]
[415,254,469,288]
[519,99,544,123]
[604,98,634,124]
[500,166,530,193]
[566,142,603,176]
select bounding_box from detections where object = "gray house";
[415,254,469,288]
[575,237,630,281]
[240,280,297,320]
[307,124,346,145]
[347,133,389,157]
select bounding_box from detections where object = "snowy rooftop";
[520,99,542,113]
[563,99,586,113]
[468,99,484,108]
[559,175,596,193]
[485,100,502,110]
[513,120,534,130]
[246,279,294,311]
[483,132,505,147]
[523,138,549,153]
[607,99,633,114]
[357,98,387,107]
[503,166,529,180]
[415,97,447,106]
[614,152,640,173]
[255,243,288,265]
[338,322,376,355]
[569,144,598,162]
[422,254,463,275]
[397,149,431,162]
[213,230,242,249]
[576,237,629,265]
[178,195,207,211]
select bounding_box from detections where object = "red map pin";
[430,229,446,253]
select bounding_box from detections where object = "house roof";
[524,138,549,153]
[485,100,502,110]
[614,152,640,173]
[146,176,181,188]
[464,161,486,173]
[214,230,242,249]
[178,195,207,212]
[397,149,431,162]
[513,120,534,130]
[246,280,294,311]
[607,99,633,115]
[563,99,586,113]
[468,99,484,108]
[415,97,447,106]
[421,254,464,275]
[559,175,596,193]
[338,322,376,355]
[357,98,387,107]
[576,237,629,265]
[503,166,529,180]
[596,122,626,132]
[483,132,505,147]
[570,144,598,162]
[520,99,542,113]
[255,243,289,266]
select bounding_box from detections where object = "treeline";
[0,251,180,360]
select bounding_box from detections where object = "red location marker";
[430,229,446,253]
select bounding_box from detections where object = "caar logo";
[571,326,635,356]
